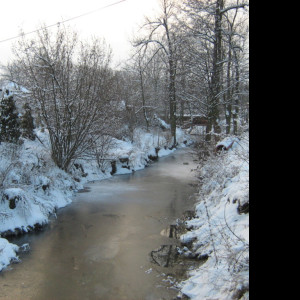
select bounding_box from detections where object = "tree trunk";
[169,59,177,146]
[138,66,149,131]
[233,50,240,135]
[206,0,224,142]
[225,35,232,135]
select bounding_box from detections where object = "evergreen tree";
[20,103,35,140]
[0,94,21,143]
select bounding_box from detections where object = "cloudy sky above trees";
[0,0,160,66]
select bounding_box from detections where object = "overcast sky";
[0,0,160,67]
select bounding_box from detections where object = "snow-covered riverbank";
[178,133,249,300]
[0,126,189,272]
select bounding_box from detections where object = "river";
[0,147,199,300]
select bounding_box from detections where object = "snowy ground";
[0,125,189,272]
[178,133,249,300]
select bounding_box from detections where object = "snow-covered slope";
[178,134,249,300]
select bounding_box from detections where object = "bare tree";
[6,25,116,171]
[221,1,249,135]
[134,0,181,147]
[123,49,164,132]
[180,0,249,141]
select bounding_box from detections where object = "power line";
[0,0,127,44]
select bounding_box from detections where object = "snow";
[216,136,239,150]
[157,147,175,157]
[0,238,19,271]
[154,113,170,129]
[178,133,249,300]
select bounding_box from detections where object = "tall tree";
[181,0,249,140]
[222,1,249,135]
[207,0,224,142]
[134,0,180,147]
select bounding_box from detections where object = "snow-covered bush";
[0,131,79,235]
[0,238,19,272]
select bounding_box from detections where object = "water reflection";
[150,245,179,268]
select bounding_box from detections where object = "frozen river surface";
[0,148,199,300]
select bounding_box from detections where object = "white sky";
[0,0,161,67]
